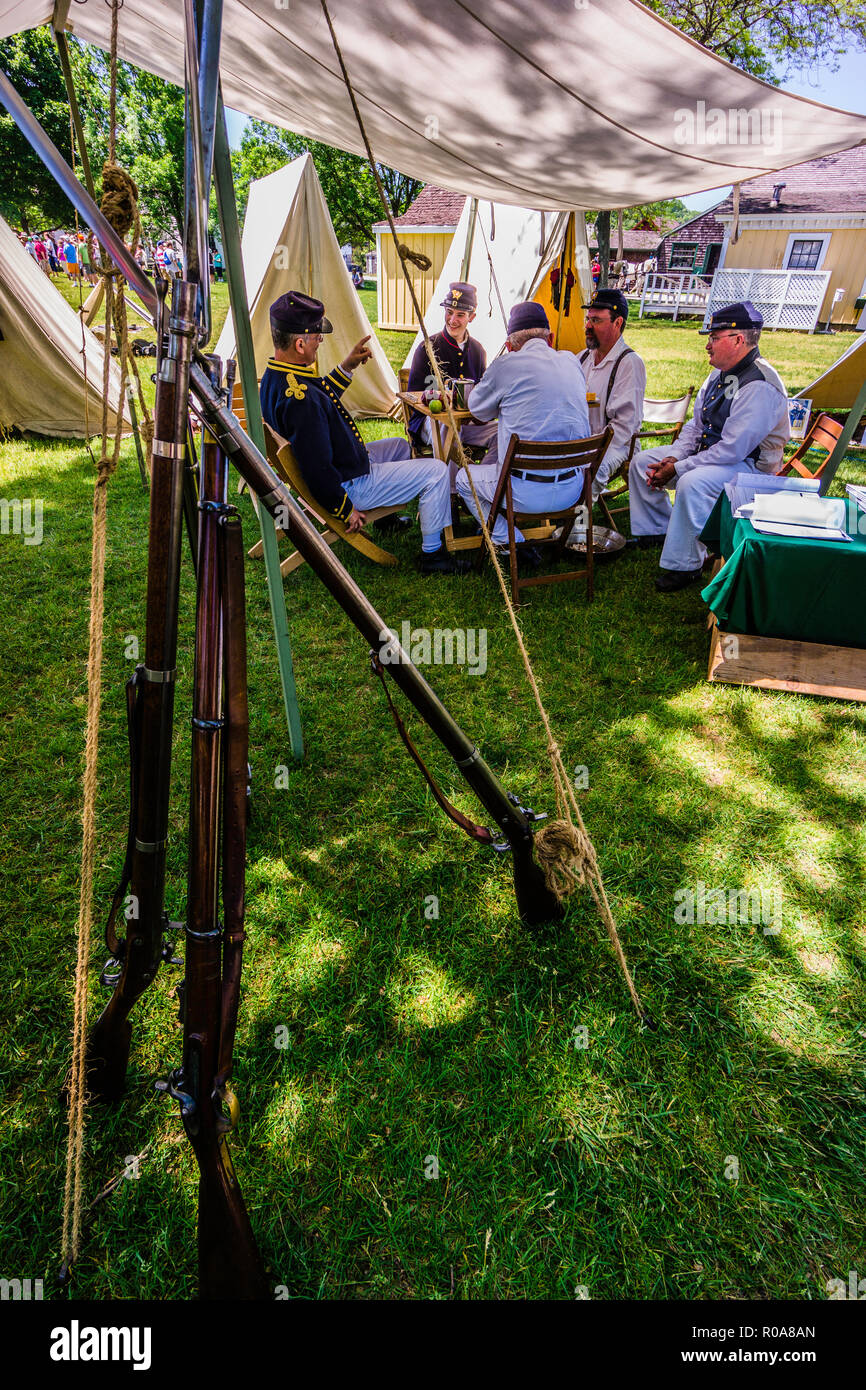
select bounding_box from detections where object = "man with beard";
[578,288,646,503]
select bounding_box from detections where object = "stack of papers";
[746,490,850,542]
[845,483,866,516]
[726,473,820,516]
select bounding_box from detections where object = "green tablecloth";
[700,494,866,648]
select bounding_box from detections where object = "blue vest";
[696,348,770,463]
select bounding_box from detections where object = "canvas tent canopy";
[5,0,866,210]
[797,334,866,411]
[0,213,125,437]
[214,153,396,417]
[405,202,593,367]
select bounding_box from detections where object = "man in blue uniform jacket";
[259,291,462,573]
[629,300,790,591]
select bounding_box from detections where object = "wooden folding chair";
[397,367,433,457]
[777,412,843,482]
[473,427,613,604]
[249,423,404,576]
[597,388,694,531]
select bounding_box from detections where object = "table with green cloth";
[700,493,866,648]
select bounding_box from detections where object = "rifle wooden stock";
[189,363,563,927]
[86,283,199,1102]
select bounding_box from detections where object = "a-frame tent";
[404,201,594,368]
[0,213,126,437]
[796,334,866,410]
[214,153,397,418]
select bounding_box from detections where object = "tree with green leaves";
[592,0,866,284]
[0,27,186,242]
[642,0,866,83]
[232,120,421,247]
[0,29,83,232]
[80,50,187,241]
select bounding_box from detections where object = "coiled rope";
[320,0,651,1025]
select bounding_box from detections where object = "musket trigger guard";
[100,956,123,987]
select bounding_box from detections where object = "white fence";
[702,269,831,333]
[639,273,710,320]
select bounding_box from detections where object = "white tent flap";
[214,154,396,417]
[5,0,865,209]
[405,202,592,365]
[0,216,125,437]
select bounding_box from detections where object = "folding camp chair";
[473,427,613,604]
[597,388,694,531]
[777,412,844,482]
[397,367,432,457]
[251,423,404,575]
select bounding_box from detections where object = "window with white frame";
[783,233,831,272]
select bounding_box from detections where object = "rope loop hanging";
[100,162,140,241]
[397,242,432,272]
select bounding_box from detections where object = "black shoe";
[626,534,666,549]
[419,544,471,575]
[492,543,542,570]
[373,514,412,534]
[516,544,543,570]
[655,567,703,592]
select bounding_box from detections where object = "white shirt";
[579,335,646,474]
[468,338,590,462]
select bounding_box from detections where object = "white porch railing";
[703,269,832,333]
[639,273,710,320]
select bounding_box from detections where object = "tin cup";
[447,377,473,411]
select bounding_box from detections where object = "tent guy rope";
[60,0,141,1276]
[320,0,652,1026]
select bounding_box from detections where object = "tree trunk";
[596,210,610,289]
[617,209,624,261]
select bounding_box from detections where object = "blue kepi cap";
[507,301,550,335]
[700,300,763,334]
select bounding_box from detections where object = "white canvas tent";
[0,214,125,437]
[404,202,593,367]
[6,0,866,209]
[214,154,396,418]
[796,334,866,411]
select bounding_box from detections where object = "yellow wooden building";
[374,185,466,331]
[715,147,866,330]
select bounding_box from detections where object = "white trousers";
[455,461,585,545]
[592,447,625,502]
[629,444,762,572]
[345,437,451,547]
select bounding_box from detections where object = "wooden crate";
[707,616,866,702]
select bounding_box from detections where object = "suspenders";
[580,346,635,424]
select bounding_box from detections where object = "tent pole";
[818,374,866,495]
[52,29,96,201]
[460,198,478,281]
[213,87,305,759]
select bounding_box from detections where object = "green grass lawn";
[1,278,864,1301]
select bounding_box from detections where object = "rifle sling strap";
[103,665,145,956]
[370,654,494,845]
